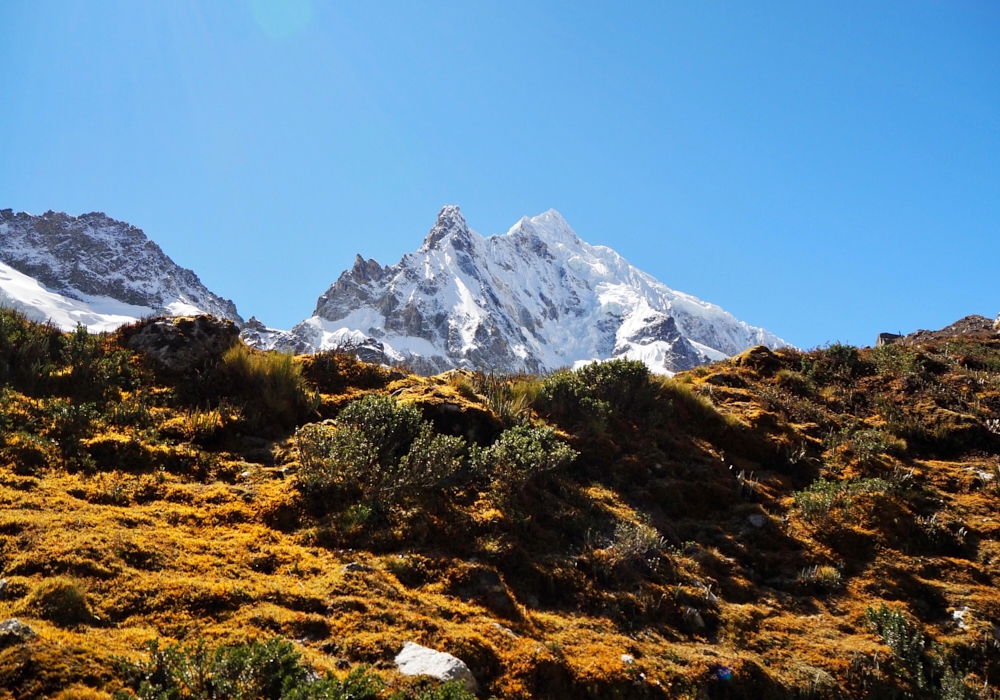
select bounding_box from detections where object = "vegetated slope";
[0,209,242,330]
[0,310,998,699]
[243,206,788,374]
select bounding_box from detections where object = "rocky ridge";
[245,205,788,374]
[0,209,242,329]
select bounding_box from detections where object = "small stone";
[683,606,706,630]
[622,654,635,665]
[953,607,969,630]
[341,562,372,573]
[0,618,35,649]
[490,622,519,639]
[0,579,8,599]
[395,641,477,693]
[747,514,766,528]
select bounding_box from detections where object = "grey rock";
[341,562,373,573]
[395,641,477,692]
[127,315,240,372]
[747,514,766,528]
[0,618,35,648]
[0,579,7,599]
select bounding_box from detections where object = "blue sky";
[1,1,997,348]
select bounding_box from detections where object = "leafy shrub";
[218,345,319,432]
[0,308,62,394]
[393,681,476,700]
[866,604,926,688]
[296,395,464,509]
[801,343,873,385]
[533,370,609,433]
[576,358,657,420]
[870,344,923,377]
[471,425,577,507]
[21,576,93,626]
[60,324,140,402]
[114,637,384,700]
[336,394,423,469]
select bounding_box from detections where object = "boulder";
[394,641,477,692]
[730,345,781,374]
[126,315,240,372]
[0,618,35,649]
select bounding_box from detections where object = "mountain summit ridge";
[246,205,789,374]
[0,209,243,330]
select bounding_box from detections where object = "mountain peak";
[419,204,470,252]
[251,207,789,374]
[0,209,242,330]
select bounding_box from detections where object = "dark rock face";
[126,315,240,372]
[0,209,242,323]
[616,313,706,371]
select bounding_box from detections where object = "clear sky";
[1,1,997,348]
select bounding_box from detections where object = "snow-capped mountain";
[246,205,788,374]
[0,209,242,331]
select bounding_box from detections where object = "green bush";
[336,393,423,469]
[533,370,609,433]
[114,637,384,700]
[60,324,140,402]
[218,345,319,432]
[576,358,656,420]
[801,342,873,385]
[471,424,577,507]
[296,395,465,509]
[0,308,62,394]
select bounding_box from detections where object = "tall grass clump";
[20,576,93,626]
[865,604,926,689]
[218,345,318,432]
[471,371,539,425]
[296,394,464,510]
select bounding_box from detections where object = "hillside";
[244,206,788,374]
[0,310,998,699]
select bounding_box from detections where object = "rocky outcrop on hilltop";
[0,209,242,324]
[245,205,788,374]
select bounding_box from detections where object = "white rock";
[395,641,477,692]
[622,654,635,664]
[953,607,969,630]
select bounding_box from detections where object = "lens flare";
[250,0,312,39]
